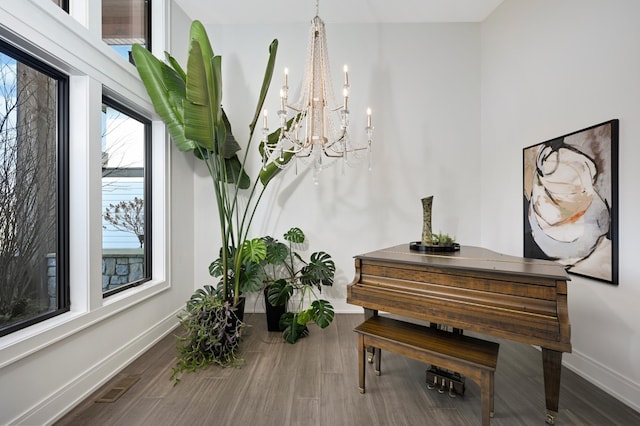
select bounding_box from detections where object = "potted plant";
[132,21,291,372]
[170,285,243,383]
[262,227,336,343]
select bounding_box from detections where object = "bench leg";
[480,370,493,426]
[374,347,381,376]
[358,334,366,393]
[490,370,495,417]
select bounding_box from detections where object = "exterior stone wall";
[102,254,144,292]
[45,252,144,301]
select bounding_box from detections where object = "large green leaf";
[189,20,221,129]
[164,52,186,82]
[184,40,216,151]
[280,312,309,344]
[223,156,251,189]
[264,239,289,264]
[241,238,267,263]
[310,300,334,329]
[284,227,305,244]
[219,110,241,158]
[301,251,335,287]
[267,279,293,306]
[249,39,278,135]
[258,114,301,185]
[239,262,265,293]
[131,44,195,152]
[218,111,251,188]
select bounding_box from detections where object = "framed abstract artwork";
[523,119,619,284]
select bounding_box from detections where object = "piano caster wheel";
[374,369,381,376]
[438,378,446,394]
[448,381,456,398]
[359,387,365,394]
[545,411,556,425]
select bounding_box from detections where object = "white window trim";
[0,0,171,367]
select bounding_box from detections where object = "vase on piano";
[421,196,434,246]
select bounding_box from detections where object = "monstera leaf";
[310,300,334,329]
[280,312,309,344]
[267,279,294,307]
[301,251,335,287]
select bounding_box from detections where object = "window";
[51,0,68,12]
[0,40,69,337]
[101,98,151,297]
[102,0,151,63]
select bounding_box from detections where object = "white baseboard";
[563,349,640,413]
[13,310,180,426]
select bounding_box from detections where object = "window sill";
[0,279,169,369]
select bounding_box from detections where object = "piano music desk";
[354,315,499,426]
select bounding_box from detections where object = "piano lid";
[355,244,570,282]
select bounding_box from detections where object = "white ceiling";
[174,0,505,25]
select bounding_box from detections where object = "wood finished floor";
[56,313,640,426]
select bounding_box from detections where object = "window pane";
[101,100,150,296]
[0,47,66,335]
[51,0,68,12]
[102,0,150,63]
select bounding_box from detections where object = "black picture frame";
[523,119,619,284]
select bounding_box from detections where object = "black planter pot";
[264,288,286,332]
[233,296,246,322]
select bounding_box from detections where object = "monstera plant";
[132,21,294,371]
[262,227,336,343]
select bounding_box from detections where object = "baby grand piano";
[347,244,571,424]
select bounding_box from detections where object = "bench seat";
[354,315,499,426]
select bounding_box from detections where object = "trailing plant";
[262,227,336,344]
[171,285,244,384]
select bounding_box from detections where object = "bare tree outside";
[0,51,58,330]
[103,197,144,247]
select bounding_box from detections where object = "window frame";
[0,39,70,337]
[101,95,152,298]
[0,0,169,358]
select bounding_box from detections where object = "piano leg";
[364,308,378,363]
[542,348,563,425]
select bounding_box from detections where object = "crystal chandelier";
[261,0,373,182]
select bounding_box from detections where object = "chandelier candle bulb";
[343,87,349,110]
[284,67,288,87]
[263,109,268,129]
[367,108,372,127]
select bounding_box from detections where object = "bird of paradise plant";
[131,20,291,307]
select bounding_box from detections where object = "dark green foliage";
[261,227,335,343]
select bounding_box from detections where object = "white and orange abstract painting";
[523,120,618,284]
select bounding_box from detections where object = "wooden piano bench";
[354,316,500,426]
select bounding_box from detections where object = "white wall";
[481,0,640,411]
[192,22,483,312]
